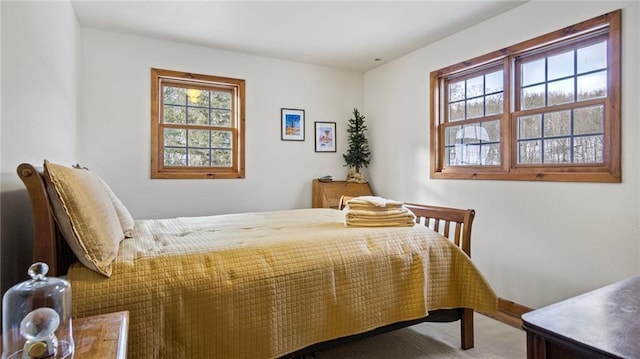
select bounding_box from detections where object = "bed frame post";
[17,164,59,275]
[461,308,474,349]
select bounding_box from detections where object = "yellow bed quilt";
[67,208,497,359]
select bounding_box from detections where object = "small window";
[430,10,621,182]
[151,68,245,179]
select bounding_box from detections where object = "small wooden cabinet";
[312,179,373,209]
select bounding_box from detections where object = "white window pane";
[547,78,575,106]
[518,115,542,140]
[574,105,604,135]
[573,136,603,163]
[466,97,483,118]
[458,125,490,144]
[482,120,501,142]
[485,93,503,115]
[449,102,465,121]
[577,71,607,101]
[548,51,574,81]
[454,144,482,165]
[449,80,465,102]
[577,41,607,74]
[544,111,571,137]
[445,126,462,146]
[518,140,542,164]
[483,143,501,165]
[544,138,571,163]
[445,147,458,166]
[466,76,484,98]
[485,70,503,93]
[521,84,545,110]
[521,58,545,86]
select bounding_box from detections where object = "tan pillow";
[44,160,124,277]
[94,175,135,238]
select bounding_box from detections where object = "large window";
[430,10,620,182]
[151,68,245,179]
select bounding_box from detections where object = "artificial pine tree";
[343,108,371,178]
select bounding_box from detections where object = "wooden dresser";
[522,276,640,358]
[312,179,373,209]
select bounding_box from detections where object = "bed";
[17,161,498,358]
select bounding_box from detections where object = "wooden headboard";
[17,163,78,277]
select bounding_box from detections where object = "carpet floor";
[315,312,526,358]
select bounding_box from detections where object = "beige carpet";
[315,313,526,358]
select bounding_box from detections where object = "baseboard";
[481,297,533,330]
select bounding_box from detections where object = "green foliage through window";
[151,68,245,179]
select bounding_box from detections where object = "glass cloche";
[2,263,74,359]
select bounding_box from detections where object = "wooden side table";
[1,311,129,359]
[312,179,373,208]
[522,276,640,358]
[74,311,129,359]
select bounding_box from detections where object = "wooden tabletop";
[73,311,129,359]
[1,311,128,359]
[522,276,640,358]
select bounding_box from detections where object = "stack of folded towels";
[343,196,416,227]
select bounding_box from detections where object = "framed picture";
[314,122,336,152]
[281,108,305,141]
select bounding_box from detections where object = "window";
[151,68,245,179]
[430,10,620,182]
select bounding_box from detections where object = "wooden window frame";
[151,68,246,179]
[430,10,621,182]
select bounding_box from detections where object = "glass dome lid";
[2,263,74,359]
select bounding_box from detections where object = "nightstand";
[73,311,129,359]
[312,179,373,208]
[1,311,129,359]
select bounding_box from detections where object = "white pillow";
[94,175,135,238]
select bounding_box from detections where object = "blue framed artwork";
[281,108,305,141]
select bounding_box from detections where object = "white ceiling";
[71,1,528,72]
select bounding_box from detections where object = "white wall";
[79,29,363,219]
[0,0,80,295]
[364,1,640,308]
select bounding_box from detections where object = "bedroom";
[0,0,639,357]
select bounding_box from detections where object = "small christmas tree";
[343,108,371,176]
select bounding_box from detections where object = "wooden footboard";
[18,163,478,354]
[289,200,478,356]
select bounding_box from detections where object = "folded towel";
[346,196,403,208]
[344,213,416,227]
[343,201,416,228]
[345,208,410,217]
